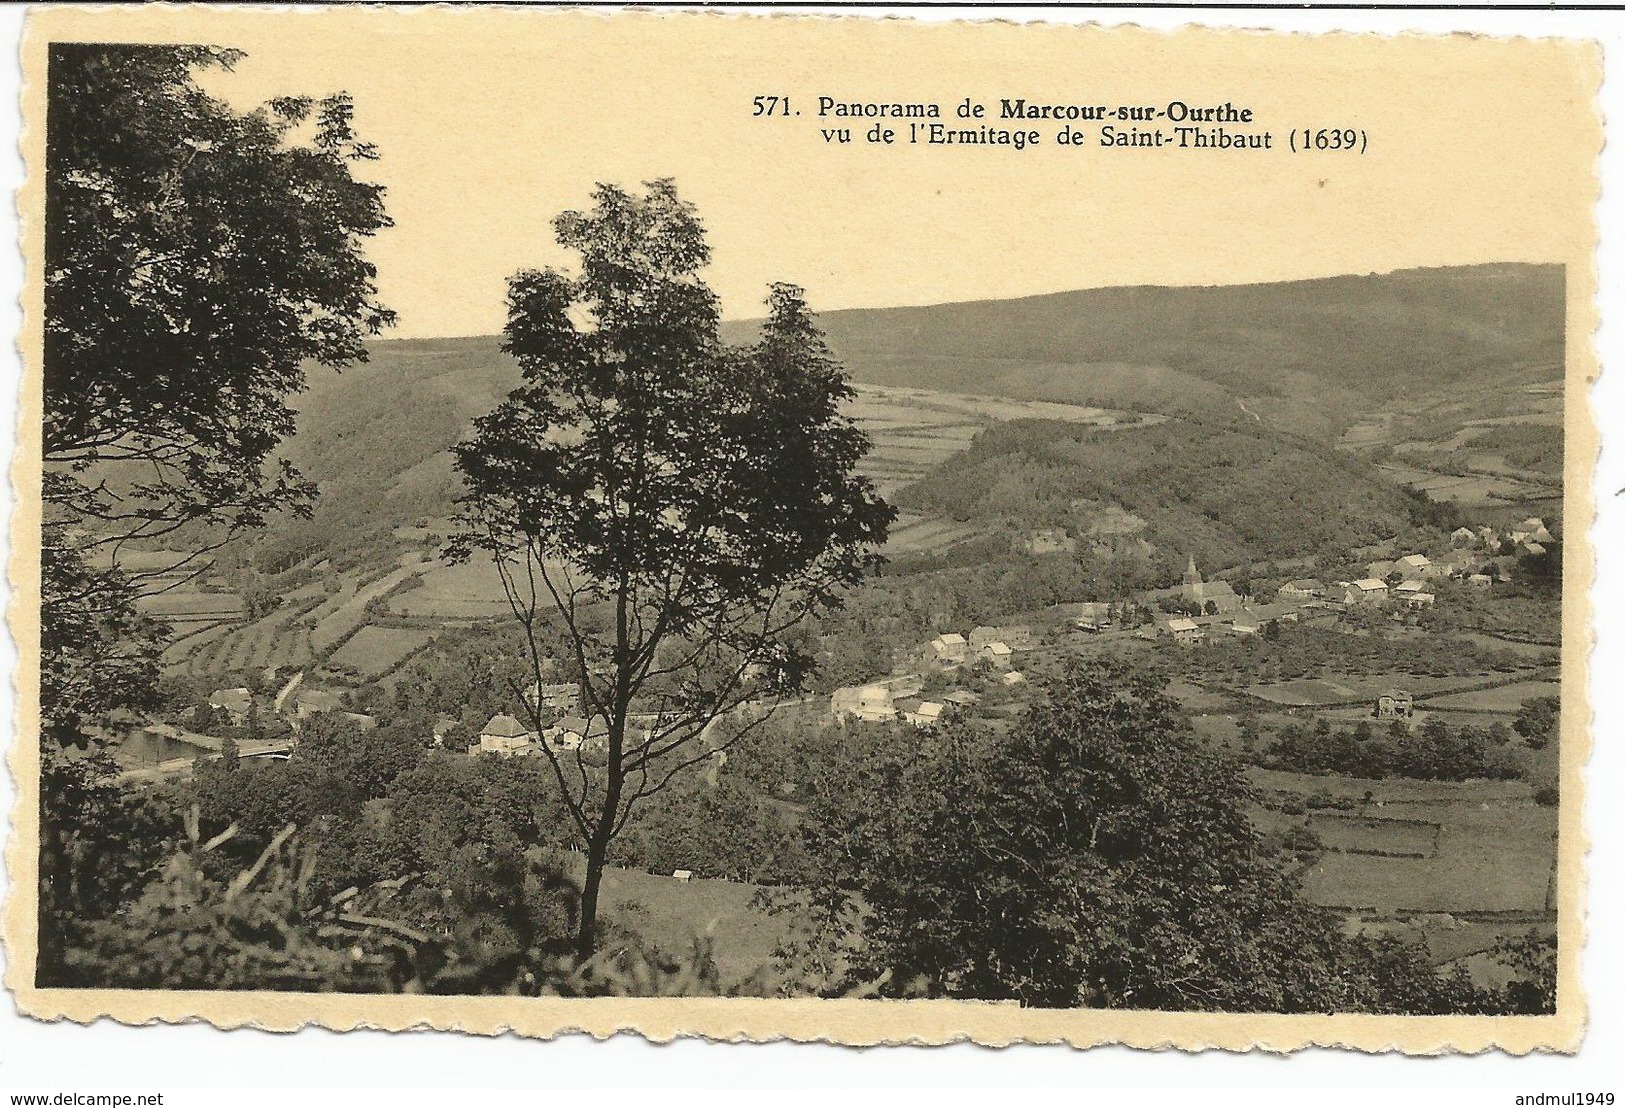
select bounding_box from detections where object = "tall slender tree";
[451,180,892,958]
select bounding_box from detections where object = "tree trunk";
[575,829,611,961]
[575,707,627,962]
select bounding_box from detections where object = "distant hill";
[246,263,1557,571]
[724,262,1565,431]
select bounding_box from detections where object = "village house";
[1399,553,1449,579]
[431,715,460,747]
[1394,579,1427,597]
[1375,690,1415,720]
[1066,601,1113,630]
[896,698,946,728]
[476,713,535,756]
[1165,617,1203,646]
[1526,519,1554,543]
[978,640,1014,666]
[1343,578,1390,605]
[1001,671,1026,686]
[545,714,609,751]
[208,687,253,726]
[969,624,1034,652]
[1469,572,1494,588]
[526,680,580,718]
[1276,579,1324,603]
[832,681,909,723]
[929,632,969,665]
[1400,591,1436,610]
[292,688,344,727]
[1451,526,1478,547]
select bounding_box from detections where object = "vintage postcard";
[4,6,1600,1052]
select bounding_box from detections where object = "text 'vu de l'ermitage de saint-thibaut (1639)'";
[767,95,1365,154]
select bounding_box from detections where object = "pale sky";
[42,8,1599,338]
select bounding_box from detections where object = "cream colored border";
[4,5,1600,1052]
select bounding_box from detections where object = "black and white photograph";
[5,5,1606,1061]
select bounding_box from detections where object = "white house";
[477,713,535,756]
[930,632,969,665]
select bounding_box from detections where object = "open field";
[1373,463,1547,506]
[881,511,988,557]
[589,865,791,987]
[386,556,517,620]
[1301,804,1555,914]
[1248,767,1554,916]
[135,590,244,623]
[311,566,423,653]
[1246,673,1492,707]
[848,381,1152,499]
[1248,767,1533,808]
[1423,680,1560,712]
[328,626,438,678]
[1308,813,1439,858]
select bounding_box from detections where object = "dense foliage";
[790,660,1511,1011]
[38,43,393,983]
[1262,716,1529,782]
[898,418,1433,569]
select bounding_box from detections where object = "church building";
[1182,555,1241,613]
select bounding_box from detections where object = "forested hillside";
[898,417,1441,569]
[250,338,521,571]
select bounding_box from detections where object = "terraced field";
[328,626,438,678]
[848,383,1151,498]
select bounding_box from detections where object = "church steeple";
[1184,554,1202,587]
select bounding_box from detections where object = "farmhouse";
[1451,526,1478,547]
[1375,690,1415,720]
[292,688,346,730]
[1001,671,1026,686]
[1519,517,1553,542]
[897,699,946,728]
[208,688,253,725]
[546,714,608,750]
[970,625,1033,652]
[979,640,1014,665]
[1469,573,1494,588]
[1400,591,1436,610]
